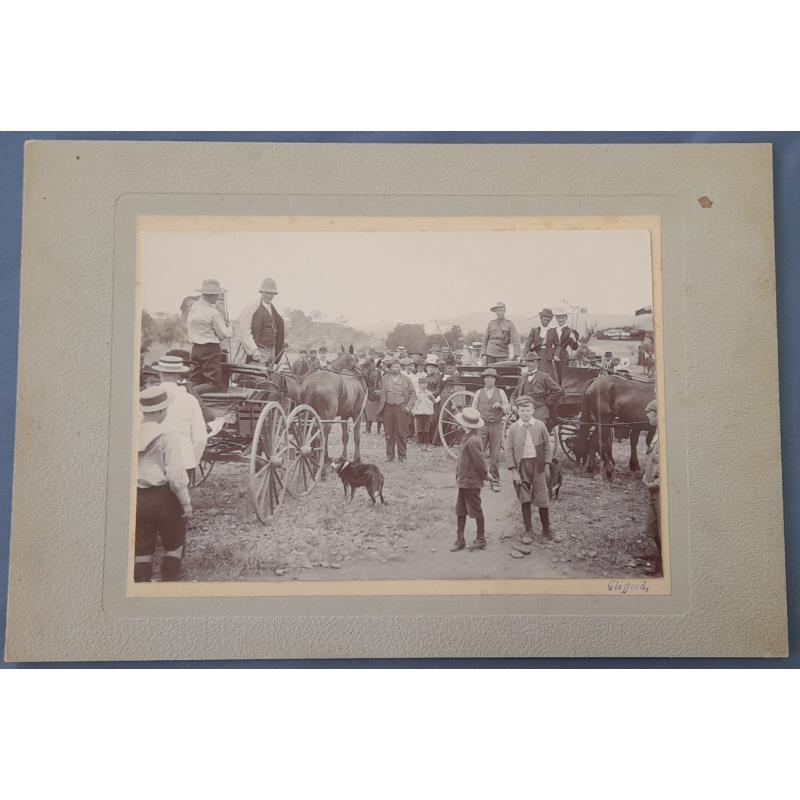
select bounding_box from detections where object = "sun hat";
[425,354,439,365]
[259,277,279,294]
[482,368,498,377]
[155,355,190,374]
[490,301,506,312]
[471,341,482,348]
[455,406,485,429]
[645,399,658,413]
[140,385,173,413]
[553,307,569,316]
[194,278,224,295]
[400,357,413,366]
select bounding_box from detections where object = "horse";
[572,374,656,479]
[300,345,379,470]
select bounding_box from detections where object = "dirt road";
[181,426,660,583]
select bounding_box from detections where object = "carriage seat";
[200,388,258,403]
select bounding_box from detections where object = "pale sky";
[140,229,653,328]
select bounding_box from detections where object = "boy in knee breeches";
[451,407,489,552]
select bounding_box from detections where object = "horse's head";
[330,344,358,372]
[358,355,380,396]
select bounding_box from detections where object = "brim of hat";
[490,305,506,311]
[455,413,484,429]
[156,365,190,373]
[194,288,224,294]
[141,399,171,412]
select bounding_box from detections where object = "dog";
[547,457,563,500]
[330,459,386,504]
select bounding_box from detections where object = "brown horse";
[301,346,379,469]
[572,374,656,478]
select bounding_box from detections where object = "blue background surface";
[1,131,797,668]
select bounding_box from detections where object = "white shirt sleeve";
[238,300,259,356]
[189,395,208,463]
[544,422,554,462]
[499,389,510,415]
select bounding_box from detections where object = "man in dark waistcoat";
[510,350,564,430]
[239,277,285,366]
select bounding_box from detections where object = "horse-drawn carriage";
[436,361,601,461]
[193,360,326,522]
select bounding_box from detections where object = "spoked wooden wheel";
[557,418,581,461]
[249,402,289,523]
[438,390,476,459]
[286,404,325,498]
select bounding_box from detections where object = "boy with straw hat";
[135,386,192,582]
[451,407,488,551]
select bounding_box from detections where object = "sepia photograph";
[133,215,665,591]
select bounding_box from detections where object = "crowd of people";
[135,281,661,581]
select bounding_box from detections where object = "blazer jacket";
[456,432,488,489]
[376,373,416,416]
[504,417,555,471]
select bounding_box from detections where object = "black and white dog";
[330,459,386,504]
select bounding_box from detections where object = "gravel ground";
[175,423,661,582]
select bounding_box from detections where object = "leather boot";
[469,515,487,550]
[451,516,466,551]
[521,503,534,544]
[160,555,183,582]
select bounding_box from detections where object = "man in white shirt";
[238,277,285,366]
[187,278,232,393]
[155,356,208,479]
[471,368,510,492]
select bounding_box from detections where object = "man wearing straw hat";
[238,277,285,366]
[451,406,488,551]
[154,355,208,478]
[187,278,232,394]
[480,301,520,365]
[135,386,193,582]
[471,367,511,492]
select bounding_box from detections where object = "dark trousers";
[478,420,503,482]
[646,488,661,551]
[383,404,408,460]
[414,414,431,445]
[191,342,223,393]
[135,485,186,557]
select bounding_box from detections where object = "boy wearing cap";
[642,399,662,573]
[511,351,564,429]
[481,302,520,365]
[471,368,510,491]
[136,387,193,582]
[154,356,208,478]
[410,373,436,450]
[239,277,285,366]
[187,278,233,394]
[505,396,555,543]
[452,407,489,551]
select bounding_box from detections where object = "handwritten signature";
[607,580,650,595]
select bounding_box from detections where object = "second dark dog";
[548,457,563,500]
[330,459,386,504]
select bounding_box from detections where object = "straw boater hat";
[400,357,413,366]
[455,406,485,430]
[646,399,658,412]
[259,277,279,294]
[155,355,189,374]
[471,341,482,348]
[425,354,439,365]
[195,278,224,295]
[481,367,498,377]
[140,385,173,413]
[490,301,506,312]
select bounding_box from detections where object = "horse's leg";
[353,414,362,463]
[601,415,615,480]
[340,420,349,460]
[629,426,642,473]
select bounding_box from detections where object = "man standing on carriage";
[551,308,580,383]
[239,277,285,367]
[510,350,564,430]
[480,301,521,365]
[187,278,233,394]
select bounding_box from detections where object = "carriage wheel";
[286,404,325,498]
[557,419,581,461]
[190,452,215,487]
[249,402,289,522]
[438,390,476,460]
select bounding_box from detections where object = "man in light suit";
[375,358,416,463]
